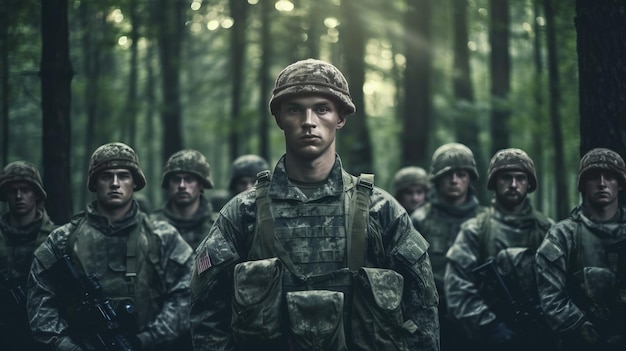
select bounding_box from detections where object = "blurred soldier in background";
[228,154,270,196]
[445,148,555,351]
[391,166,430,213]
[190,58,439,350]
[536,148,626,351]
[0,161,57,351]
[27,142,193,351]
[151,149,216,250]
[411,142,486,351]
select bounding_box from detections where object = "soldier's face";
[397,184,427,213]
[95,169,135,210]
[5,181,39,218]
[494,171,528,210]
[167,172,203,207]
[275,95,346,161]
[437,169,470,203]
[582,169,622,208]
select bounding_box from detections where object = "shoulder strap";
[347,173,373,271]
[477,208,493,262]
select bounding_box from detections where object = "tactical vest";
[65,212,163,328]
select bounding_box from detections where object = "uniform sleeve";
[137,223,194,348]
[535,225,586,333]
[444,220,497,337]
[389,212,440,351]
[27,226,82,351]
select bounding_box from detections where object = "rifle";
[50,254,136,351]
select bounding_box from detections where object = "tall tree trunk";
[258,0,271,161]
[0,0,9,166]
[156,0,184,162]
[144,42,159,207]
[452,0,487,202]
[341,0,372,174]
[489,0,511,155]
[41,0,74,224]
[531,0,545,212]
[545,0,569,219]
[402,0,432,167]
[229,0,248,160]
[125,0,140,147]
[575,0,626,204]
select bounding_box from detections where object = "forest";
[1,0,625,225]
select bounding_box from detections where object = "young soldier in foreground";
[536,148,626,351]
[190,59,439,350]
[27,142,193,351]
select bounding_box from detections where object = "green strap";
[348,173,373,271]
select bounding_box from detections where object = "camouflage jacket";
[445,199,553,336]
[26,200,193,351]
[0,209,57,282]
[536,204,626,335]
[151,196,215,250]
[190,155,440,351]
[411,194,486,299]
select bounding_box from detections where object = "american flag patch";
[196,248,212,275]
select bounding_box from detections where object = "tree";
[489,0,511,155]
[229,0,249,161]
[41,0,74,224]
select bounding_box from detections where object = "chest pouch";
[574,266,617,322]
[286,290,347,351]
[351,267,409,351]
[232,257,284,342]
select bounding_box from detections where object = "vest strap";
[347,173,373,271]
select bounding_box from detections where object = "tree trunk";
[125,0,140,148]
[258,0,271,161]
[40,0,74,224]
[531,0,545,212]
[575,0,626,204]
[156,0,184,162]
[402,0,432,167]
[1,0,9,166]
[545,0,569,219]
[229,0,249,160]
[489,0,511,155]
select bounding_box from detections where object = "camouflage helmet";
[577,148,626,191]
[228,154,270,191]
[87,142,146,192]
[487,148,537,193]
[269,58,356,117]
[390,166,429,197]
[429,143,479,182]
[0,161,47,202]
[161,149,214,189]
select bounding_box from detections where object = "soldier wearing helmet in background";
[391,166,430,213]
[229,154,270,196]
[0,161,57,351]
[536,148,626,351]
[444,148,555,351]
[27,142,193,351]
[410,142,486,351]
[151,149,216,250]
[190,59,439,350]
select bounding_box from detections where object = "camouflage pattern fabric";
[0,161,47,201]
[536,204,626,349]
[429,143,479,183]
[151,196,215,250]
[26,200,193,351]
[390,166,429,198]
[487,148,538,192]
[87,142,146,192]
[189,155,440,351]
[445,199,553,337]
[161,149,214,189]
[228,154,270,192]
[577,148,626,191]
[269,59,356,116]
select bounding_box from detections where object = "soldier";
[190,58,439,350]
[410,142,486,351]
[151,149,216,250]
[0,161,57,351]
[228,154,270,196]
[536,148,626,351]
[390,166,430,213]
[27,142,193,351]
[444,148,555,351]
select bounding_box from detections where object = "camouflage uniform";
[410,142,486,351]
[445,149,554,349]
[190,59,439,351]
[151,149,216,250]
[26,143,193,351]
[0,161,57,351]
[536,148,626,351]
